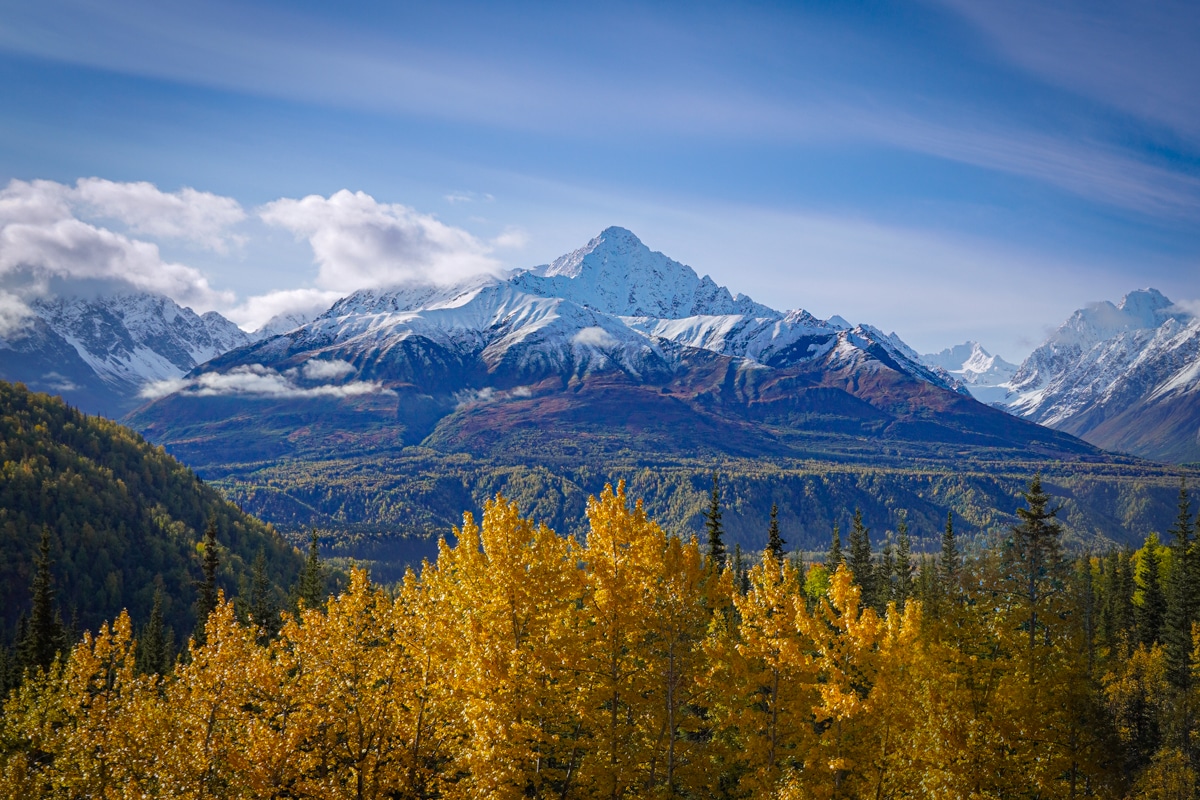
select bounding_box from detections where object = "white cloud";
[0,215,233,310]
[0,178,239,325]
[0,290,32,337]
[259,189,501,294]
[572,326,619,349]
[302,359,356,380]
[492,227,528,250]
[453,384,535,409]
[226,287,343,332]
[140,363,389,399]
[73,178,246,252]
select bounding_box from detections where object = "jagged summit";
[0,291,253,416]
[511,226,776,319]
[995,288,1200,463]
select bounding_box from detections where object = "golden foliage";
[0,487,1184,798]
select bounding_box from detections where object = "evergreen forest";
[0,381,303,645]
[6,478,1200,798]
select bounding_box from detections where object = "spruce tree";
[877,539,895,610]
[1137,536,1167,649]
[939,511,959,592]
[894,515,914,610]
[826,523,843,569]
[298,529,326,610]
[704,473,726,570]
[136,583,173,676]
[193,519,220,646]
[847,508,875,607]
[917,554,938,609]
[1001,474,1065,655]
[1117,548,1137,644]
[1164,480,1196,689]
[19,526,67,674]
[249,548,279,640]
[766,502,785,564]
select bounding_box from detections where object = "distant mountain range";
[927,289,1200,464]
[127,226,1093,470]
[3,227,1196,558]
[921,342,1018,406]
[0,293,320,418]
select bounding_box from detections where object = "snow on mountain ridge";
[511,226,777,319]
[31,292,252,389]
[919,341,1017,403]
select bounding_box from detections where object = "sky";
[0,0,1198,359]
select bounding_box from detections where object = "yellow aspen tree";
[639,531,708,797]
[433,496,585,800]
[0,612,158,798]
[281,568,415,800]
[386,566,462,799]
[787,565,884,800]
[910,593,1014,797]
[155,594,265,799]
[575,482,661,799]
[717,551,817,800]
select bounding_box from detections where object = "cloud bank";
[0,179,238,330]
[141,363,389,399]
[0,178,511,335]
[259,189,501,292]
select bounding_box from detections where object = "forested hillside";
[0,380,303,641]
[211,448,1195,580]
[4,481,1200,797]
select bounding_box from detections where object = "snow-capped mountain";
[997,289,1200,463]
[921,342,1018,405]
[510,227,775,318]
[0,291,253,416]
[193,226,958,394]
[132,227,1094,470]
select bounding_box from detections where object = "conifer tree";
[894,515,914,610]
[1164,480,1196,689]
[136,583,173,676]
[766,502,785,564]
[1001,475,1065,656]
[940,511,959,592]
[249,548,279,641]
[298,529,326,610]
[193,519,220,646]
[19,526,67,674]
[847,508,875,608]
[1117,548,1138,644]
[1137,536,1167,650]
[826,523,843,569]
[877,539,895,610]
[732,543,748,595]
[704,473,726,570]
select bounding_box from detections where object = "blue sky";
[0,0,1197,358]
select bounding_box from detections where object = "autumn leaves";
[0,482,1130,798]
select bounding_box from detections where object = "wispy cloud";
[140,363,389,399]
[445,191,494,204]
[936,0,1200,143]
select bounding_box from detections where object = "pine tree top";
[704,473,726,570]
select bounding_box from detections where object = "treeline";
[4,478,1200,797]
[215,447,1191,568]
[0,380,303,639]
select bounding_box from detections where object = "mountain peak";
[514,228,777,319]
